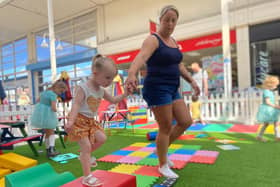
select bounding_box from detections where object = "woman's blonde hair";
[159,5,179,20]
[92,54,117,75]
[262,75,279,89]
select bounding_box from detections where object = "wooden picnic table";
[0,120,42,156]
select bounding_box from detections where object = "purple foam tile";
[138,147,156,152]
[118,156,143,164]
[168,154,192,161]
[195,150,219,157]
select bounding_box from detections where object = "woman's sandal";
[82,174,102,187]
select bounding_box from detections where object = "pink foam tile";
[97,155,124,162]
[228,124,259,133]
[118,156,143,164]
[189,155,218,164]
[169,154,192,162]
[134,166,162,177]
[138,147,156,152]
[121,146,142,151]
[195,150,219,157]
[171,160,188,169]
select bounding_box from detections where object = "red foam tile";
[138,123,158,129]
[189,155,217,164]
[134,166,162,177]
[177,134,196,140]
[171,160,188,169]
[228,124,259,133]
[61,170,137,187]
[97,155,124,162]
[121,146,142,151]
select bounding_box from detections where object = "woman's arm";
[126,35,158,89]
[179,63,200,96]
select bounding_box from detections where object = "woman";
[125,5,199,178]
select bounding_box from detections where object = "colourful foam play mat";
[97,142,220,168]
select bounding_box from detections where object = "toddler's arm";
[265,98,279,108]
[65,86,85,131]
[103,88,128,104]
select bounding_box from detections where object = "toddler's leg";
[274,122,280,141]
[45,129,59,157]
[78,137,92,177]
[91,130,107,152]
[256,123,269,142]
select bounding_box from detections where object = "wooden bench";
[0,134,42,155]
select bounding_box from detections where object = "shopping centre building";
[0,0,280,103]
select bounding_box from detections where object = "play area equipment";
[61,170,136,187]
[146,131,158,141]
[0,153,38,187]
[5,163,75,187]
[128,106,147,125]
[0,152,37,171]
[153,178,177,187]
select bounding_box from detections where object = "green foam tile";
[136,158,158,166]
[167,149,176,154]
[202,124,233,132]
[134,174,159,187]
[181,145,202,150]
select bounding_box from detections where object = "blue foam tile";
[174,149,196,155]
[188,123,206,131]
[50,153,78,163]
[109,122,126,128]
[111,150,133,156]
[148,153,158,158]
[196,134,208,138]
[147,143,157,147]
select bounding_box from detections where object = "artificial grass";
[5,129,280,187]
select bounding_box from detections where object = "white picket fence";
[128,91,280,125]
[1,91,279,135]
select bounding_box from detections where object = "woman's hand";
[190,81,200,96]
[125,74,138,94]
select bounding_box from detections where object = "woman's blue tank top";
[144,34,183,86]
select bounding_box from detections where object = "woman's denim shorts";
[142,84,181,107]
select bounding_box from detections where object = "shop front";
[108,30,237,95]
[250,20,280,87]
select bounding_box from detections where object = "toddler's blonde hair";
[262,75,279,89]
[92,54,117,75]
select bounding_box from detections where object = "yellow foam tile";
[0,153,37,171]
[130,143,149,147]
[257,124,274,134]
[0,177,4,187]
[131,115,147,120]
[129,151,151,157]
[169,144,183,149]
[110,164,142,174]
[0,168,12,178]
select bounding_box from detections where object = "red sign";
[177,30,236,52]
[108,49,139,64]
[108,30,236,64]
[150,20,157,34]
